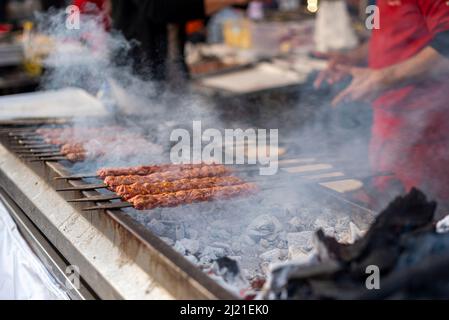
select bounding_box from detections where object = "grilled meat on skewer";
[115,176,245,200]
[65,152,88,162]
[97,163,224,178]
[60,143,85,155]
[34,127,163,163]
[128,183,258,210]
[104,166,232,187]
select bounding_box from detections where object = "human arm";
[331,46,449,107]
[314,42,369,89]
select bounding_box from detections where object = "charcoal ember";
[287,217,304,232]
[259,239,271,249]
[215,257,240,277]
[260,249,288,273]
[186,228,199,239]
[175,223,186,240]
[211,242,232,252]
[160,237,174,246]
[313,217,331,230]
[316,188,436,272]
[263,188,442,300]
[177,239,201,255]
[260,249,287,264]
[210,257,249,291]
[147,219,166,237]
[247,215,283,242]
[250,276,266,291]
[231,238,243,253]
[156,220,185,239]
[185,255,199,265]
[198,246,227,265]
[287,231,315,259]
[335,216,351,233]
[174,241,186,255]
[211,229,232,241]
[241,234,256,246]
[436,215,449,234]
[348,222,364,243]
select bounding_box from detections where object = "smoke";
[32,8,430,291]
[35,8,223,171]
[34,8,368,269]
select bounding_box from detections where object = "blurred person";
[40,0,67,10]
[73,0,111,29]
[110,0,250,85]
[0,1,8,23]
[315,0,449,209]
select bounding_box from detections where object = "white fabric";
[314,0,359,53]
[0,87,107,120]
[0,200,68,300]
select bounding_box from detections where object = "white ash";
[147,219,166,237]
[241,235,257,246]
[287,217,304,232]
[176,239,201,255]
[197,246,227,266]
[349,222,364,243]
[210,242,232,251]
[247,214,283,242]
[287,231,315,260]
[260,249,287,264]
[184,255,199,265]
[436,215,449,234]
[160,237,175,246]
[259,249,288,274]
[124,188,370,290]
[186,228,199,240]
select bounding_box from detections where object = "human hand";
[331,65,390,107]
[313,57,351,89]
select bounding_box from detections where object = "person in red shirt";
[315,0,449,208]
[73,0,110,29]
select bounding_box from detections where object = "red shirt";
[73,0,110,29]
[368,0,449,199]
[74,0,106,12]
[369,0,449,118]
[369,0,449,142]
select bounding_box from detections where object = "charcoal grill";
[0,119,376,300]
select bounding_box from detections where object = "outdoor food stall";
[1,0,449,302]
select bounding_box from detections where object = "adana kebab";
[97,163,225,179]
[115,176,244,200]
[104,166,232,188]
[127,183,258,210]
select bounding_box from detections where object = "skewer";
[10,137,45,142]
[53,159,326,181]
[0,128,36,133]
[7,132,39,137]
[29,156,68,162]
[58,169,394,194]
[67,194,121,202]
[83,202,132,211]
[10,145,58,150]
[81,184,276,211]
[20,152,63,158]
[54,173,97,180]
[14,149,59,154]
[56,183,108,191]
[15,143,57,148]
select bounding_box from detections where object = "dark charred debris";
[257,188,449,299]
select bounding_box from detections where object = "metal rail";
[0,188,96,300]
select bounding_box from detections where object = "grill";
[0,119,377,299]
